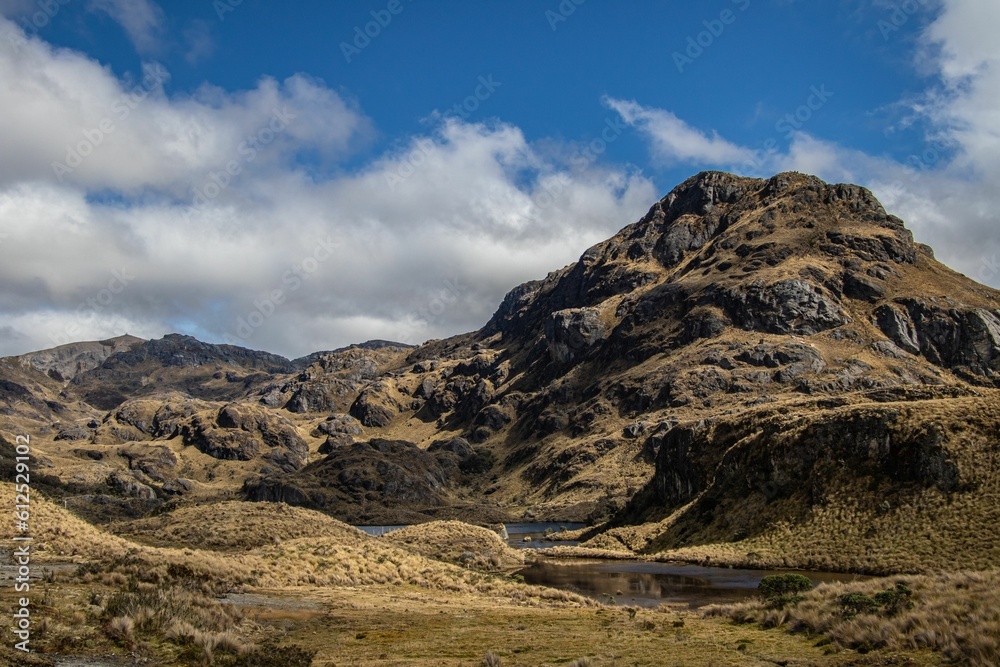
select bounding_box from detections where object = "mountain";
[14,334,146,381]
[4,171,999,572]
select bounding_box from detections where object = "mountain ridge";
[2,170,999,572]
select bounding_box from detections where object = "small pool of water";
[517,559,871,608]
[504,522,586,549]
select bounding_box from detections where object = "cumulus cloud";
[0,17,656,358]
[0,23,372,195]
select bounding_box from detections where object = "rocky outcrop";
[349,382,401,427]
[106,471,158,501]
[716,279,849,335]
[181,402,308,471]
[545,308,608,363]
[280,344,409,413]
[619,400,971,552]
[876,300,1000,382]
[242,438,452,521]
[117,444,177,482]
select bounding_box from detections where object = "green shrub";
[873,583,914,615]
[837,592,879,617]
[758,574,813,606]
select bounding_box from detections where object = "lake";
[517,559,872,608]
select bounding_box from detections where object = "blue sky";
[0,0,997,358]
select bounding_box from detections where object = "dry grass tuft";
[382,520,525,570]
[705,569,1000,665]
[110,500,365,551]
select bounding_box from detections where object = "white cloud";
[88,0,165,54]
[0,19,372,195]
[0,17,656,358]
[604,97,754,165]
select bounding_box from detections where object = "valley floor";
[0,579,948,667]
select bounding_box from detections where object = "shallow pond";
[517,559,871,608]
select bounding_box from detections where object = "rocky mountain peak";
[481,171,999,388]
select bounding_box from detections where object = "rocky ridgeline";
[4,171,1000,529]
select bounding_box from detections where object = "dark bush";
[460,447,496,474]
[837,592,879,617]
[758,574,813,604]
[873,583,914,615]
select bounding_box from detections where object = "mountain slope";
[308,171,1000,526]
[4,171,1000,572]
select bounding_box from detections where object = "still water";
[517,559,871,608]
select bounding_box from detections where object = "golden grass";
[705,570,1000,666]
[381,520,525,570]
[109,500,366,551]
[281,586,943,666]
[0,484,588,604]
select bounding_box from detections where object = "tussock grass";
[110,500,365,551]
[0,483,588,605]
[382,520,525,570]
[705,570,1000,665]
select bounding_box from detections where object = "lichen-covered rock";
[718,279,849,335]
[106,471,157,500]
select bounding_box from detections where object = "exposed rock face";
[64,334,297,410]
[242,438,451,521]
[15,335,145,381]
[182,402,308,471]
[545,308,608,363]
[276,344,410,413]
[106,471,157,501]
[716,279,849,335]
[876,300,1000,381]
[349,382,401,427]
[90,394,309,472]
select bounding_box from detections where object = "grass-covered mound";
[110,501,365,551]
[382,520,526,571]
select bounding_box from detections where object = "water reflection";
[518,559,870,608]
